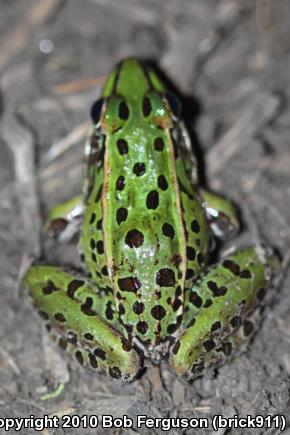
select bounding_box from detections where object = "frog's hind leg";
[23,266,142,381]
[45,195,84,241]
[170,247,279,380]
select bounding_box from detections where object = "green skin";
[23,59,279,381]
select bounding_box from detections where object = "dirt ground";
[1,1,290,434]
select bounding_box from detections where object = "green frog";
[23,59,279,381]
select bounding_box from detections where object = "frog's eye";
[164,93,181,119]
[91,98,104,125]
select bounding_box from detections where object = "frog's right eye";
[91,98,104,125]
[164,93,181,120]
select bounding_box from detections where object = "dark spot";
[151,305,166,320]
[89,213,96,224]
[187,318,196,328]
[105,301,114,320]
[243,320,254,336]
[118,303,125,315]
[54,312,66,323]
[91,252,97,263]
[257,287,266,301]
[116,207,128,225]
[154,137,164,151]
[133,162,145,176]
[186,269,195,280]
[96,218,102,230]
[75,351,84,365]
[223,259,240,276]
[155,324,162,336]
[116,175,125,191]
[89,353,98,368]
[133,300,145,315]
[203,339,215,352]
[191,363,205,374]
[146,190,159,209]
[221,342,232,356]
[121,337,132,352]
[45,323,51,332]
[136,321,148,334]
[58,338,67,351]
[94,348,107,360]
[95,184,103,202]
[42,280,57,295]
[142,96,152,117]
[172,253,182,267]
[125,229,144,248]
[189,291,202,308]
[48,218,68,238]
[172,298,182,312]
[197,252,204,267]
[157,175,168,190]
[162,223,175,239]
[119,101,129,120]
[186,246,196,261]
[90,238,96,250]
[118,276,141,293]
[203,298,213,308]
[96,240,104,254]
[230,316,242,328]
[211,321,222,333]
[207,280,227,297]
[84,332,94,341]
[155,290,161,299]
[125,323,133,334]
[101,266,108,276]
[109,366,122,379]
[67,331,77,345]
[175,285,182,298]
[81,297,95,316]
[191,219,200,233]
[172,339,180,354]
[167,323,179,334]
[240,269,252,279]
[156,268,176,287]
[116,138,128,155]
[239,299,247,308]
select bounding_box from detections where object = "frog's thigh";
[23,266,142,381]
[170,247,278,380]
[45,194,84,240]
[199,188,240,240]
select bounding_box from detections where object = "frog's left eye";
[91,98,104,125]
[164,93,181,119]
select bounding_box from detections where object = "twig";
[51,76,106,95]
[207,92,281,178]
[2,112,41,257]
[43,121,90,164]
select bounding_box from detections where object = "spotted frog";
[23,59,279,381]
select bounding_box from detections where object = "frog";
[23,58,279,382]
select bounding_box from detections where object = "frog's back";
[86,59,208,350]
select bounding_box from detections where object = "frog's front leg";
[23,266,142,381]
[170,247,279,380]
[199,188,240,240]
[45,195,84,241]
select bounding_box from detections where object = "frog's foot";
[199,188,240,240]
[45,195,84,241]
[23,266,142,381]
[170,247,279,381]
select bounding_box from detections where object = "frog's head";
[91,58,181,131]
